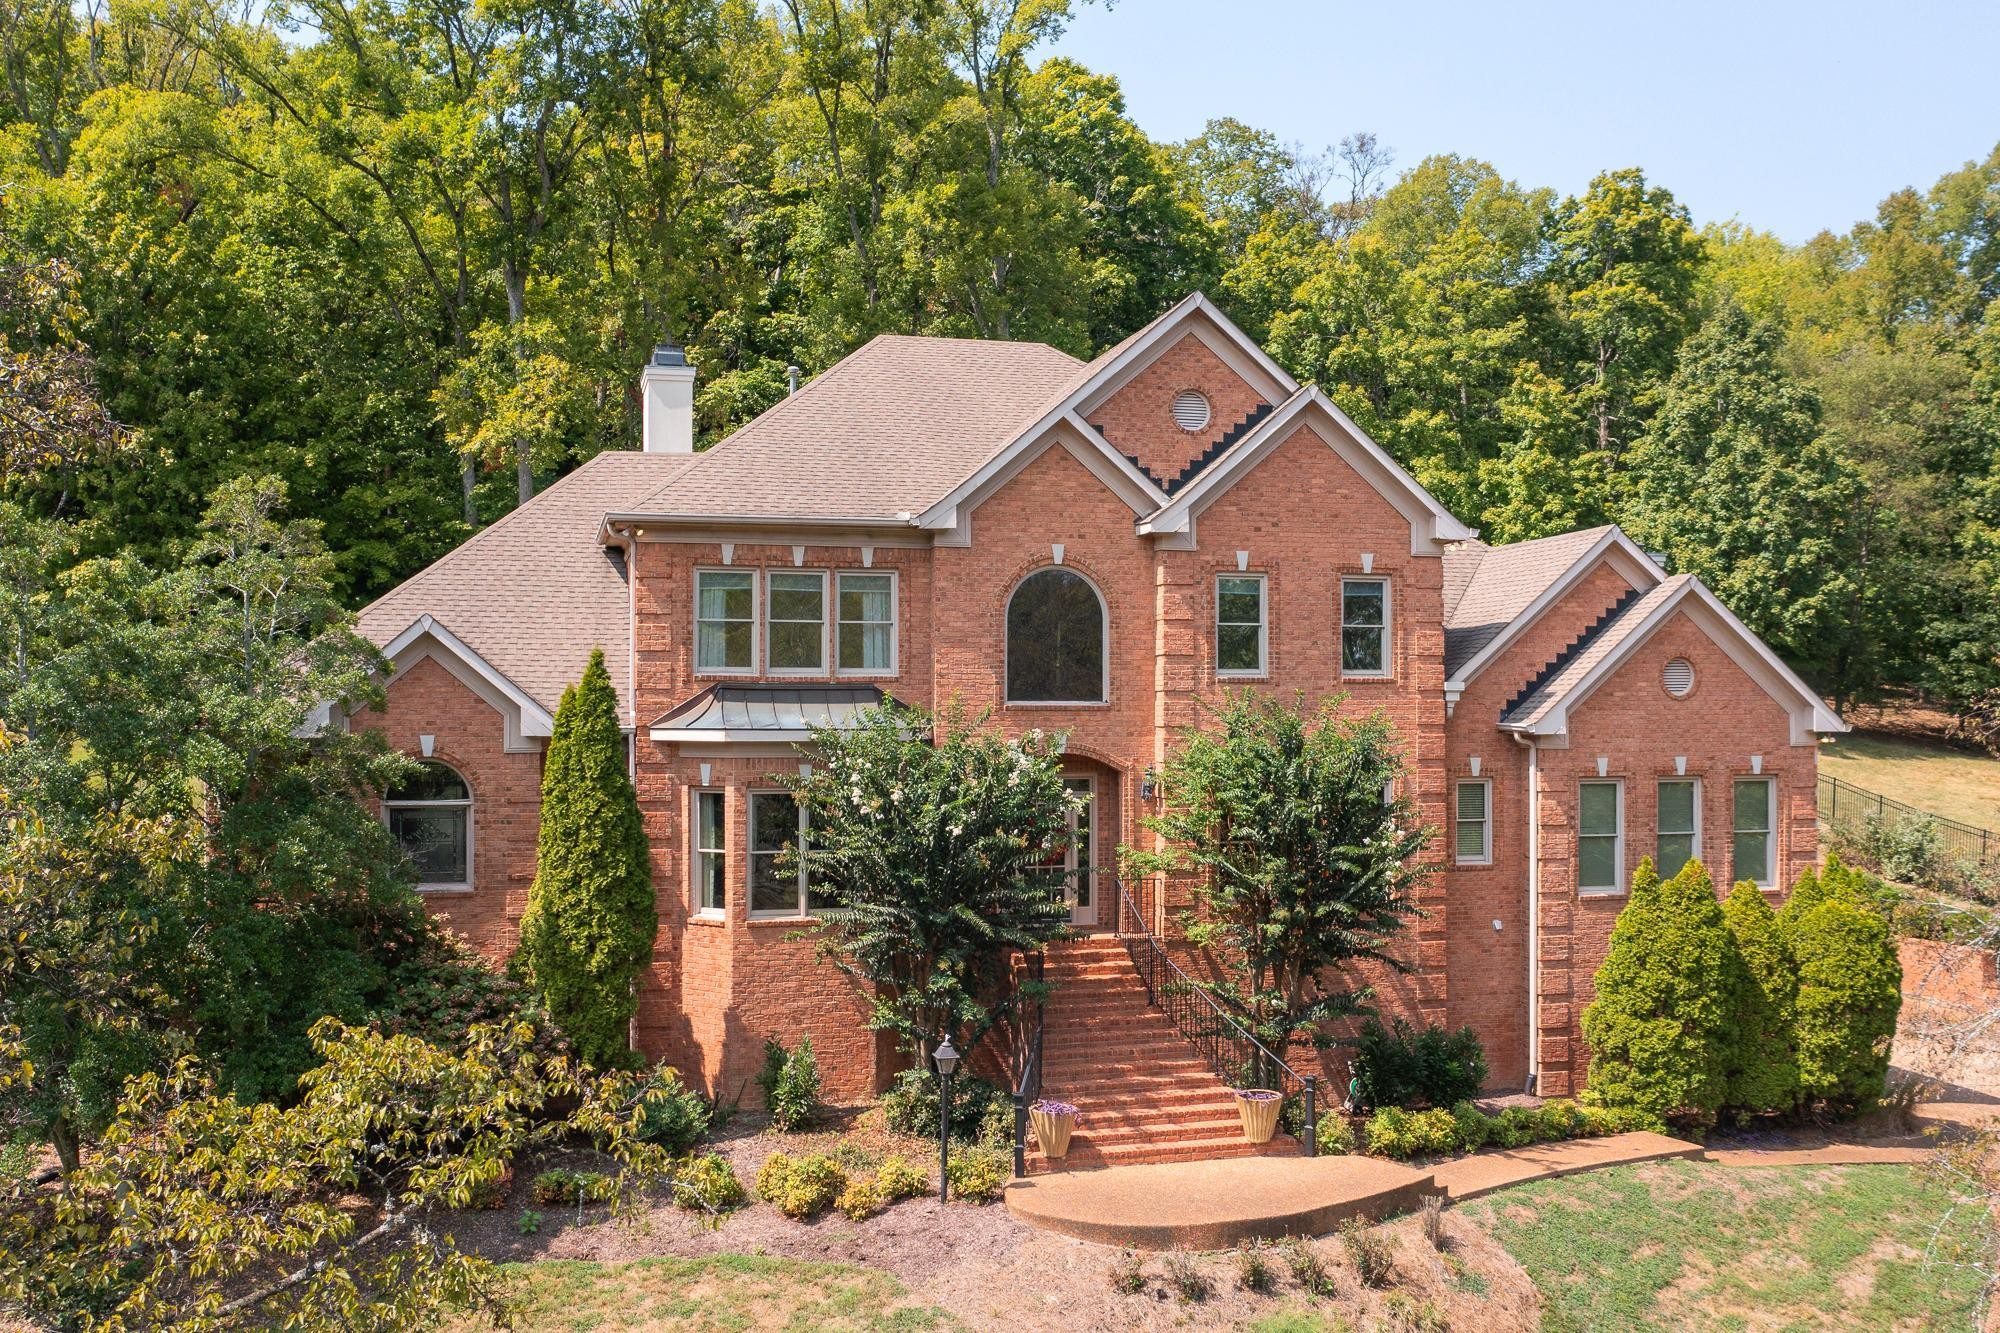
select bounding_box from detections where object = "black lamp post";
[933,1035,959,1204]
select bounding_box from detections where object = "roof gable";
[1443,526,1663,683]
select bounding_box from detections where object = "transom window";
[1216,574,1266,675]
[748,791,831,917]
[1455,780,1492,865]
[766,571,827,673]
[1657,779,1699,879]
[1733,778,1775,886]
[696,570,756,672]
[837,572,897,674]
[693,790,726,914]
[1578,780,1623,894]
[385,761,472,891]
[1006,568,1107,704]
[1341,578,1389,676]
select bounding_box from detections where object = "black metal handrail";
[1112,878,1317,1156]
[1010,950,1046,1178]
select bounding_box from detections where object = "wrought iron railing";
[1112,878,1317,1155]
[1009,950,1046,1178]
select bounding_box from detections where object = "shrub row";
[1582,855,1902,1127]
[1328,1099,1658,1161]
[1348,1018,1489,1111]
[755,1150,954,1220]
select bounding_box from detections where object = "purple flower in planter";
[1232,1089,1282,1102]
[1031,1099,1079,1117]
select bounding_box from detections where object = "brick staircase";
[1025,936,1302,1172]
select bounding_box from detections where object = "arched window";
[1007,568,1107,703]
[385,761,473,891]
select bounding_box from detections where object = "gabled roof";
[625,334,1085,523]
[1443,526,1664,681]
[1134,385,1475,553]
[1499,575,1847,742]
[358,450,688,720]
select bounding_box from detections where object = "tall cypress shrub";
[515,649,657,1068]
[1789,891,1901,1110]
[1720,880,1798,1115]
[1580,858,1736,1126]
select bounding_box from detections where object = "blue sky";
[1048,0,2000,243]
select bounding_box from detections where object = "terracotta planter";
[1233,1089,1283,1144]
[1029,1100,1078,1157]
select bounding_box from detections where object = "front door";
[1062,776,1095,927]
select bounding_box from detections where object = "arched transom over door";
[1006,567,1107,704]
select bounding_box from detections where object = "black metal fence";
[1113,878,1317,1155]
[1820,773,1998,867]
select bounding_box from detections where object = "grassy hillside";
[1819,731,2000,832]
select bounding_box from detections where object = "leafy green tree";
[785,703,1076,1063]
[1720,879,1798,1116]
[1124,691,1431,1057]
[515,649,657,1069]
[1580,858,1736,1126]
[1622,301,1861,680]
[1788,883,1902,1110]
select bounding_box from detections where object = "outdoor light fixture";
[1140,768,1159,802]
[933,1036,959,1203]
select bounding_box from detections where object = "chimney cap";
[650,342,689,368]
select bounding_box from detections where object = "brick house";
[352,294,1844,1155]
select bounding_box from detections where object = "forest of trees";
[2,0,1996,731]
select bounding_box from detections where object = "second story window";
[384,761,473,892]
[837,572,896,674]
[1216,574,1266,675]
[1007,567,1107,704]
[1341,577,1388,676]
[1657,779,1698,879]
[767,571,827,673]
[1733,778,1775,886]
[1578,780,1623,894]
[696,569,755,673]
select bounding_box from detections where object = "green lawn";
[1465,1160,1989,1332]
[1820,730,2000,832]
[475,1255,953,1332]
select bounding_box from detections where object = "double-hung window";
[1341,578,1389,676]
[1733,778,1775,886]
[748,792,829,916]
[695,570,756,673]
[767,571,827,673]
[693,790,726,915]
[1455,780,1492,865]
[385,761,473,891]
[837,572,896,674]
[1656,779,1699,879]
[1216,574,1266,675]
[1578,781,1623,894]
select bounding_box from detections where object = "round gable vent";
[1171,389,1211,433]
[1662,658,1695,698]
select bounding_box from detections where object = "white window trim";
[1733,776,1777,888]
[694,567,759,677]
[383,766,474,894]
[747,789,813,919]
[1454,778,1493,866]
[835,569,900,678]
[1215,572,1268,678]
[1340,575,1392,679]
[1656,777,1701,875]
[1578,779,1624,896]
[1004,565,1111,707]
[765,569,830,677]
[691,788,726,918]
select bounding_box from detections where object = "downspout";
[1513,732,1540,1095]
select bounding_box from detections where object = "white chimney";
[641,343,695,453]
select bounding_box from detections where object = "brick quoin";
[354,303,1838,1121]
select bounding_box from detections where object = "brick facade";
[356,304,1832,1110]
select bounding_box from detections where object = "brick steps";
[1025,938,1291,1173]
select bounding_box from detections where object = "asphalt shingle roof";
[1500,575,1695,727]
[1441,526,1618,678]
[357,451,694,718]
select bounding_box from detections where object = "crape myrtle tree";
[784,703,1078,1064]
[515,649,657,1069]
[1123,691,1432,1061]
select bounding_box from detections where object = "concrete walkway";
[1429,1131,1704,1202]
[1003,1153,1435,1250]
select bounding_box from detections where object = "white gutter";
[1514,732,1541,1094]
